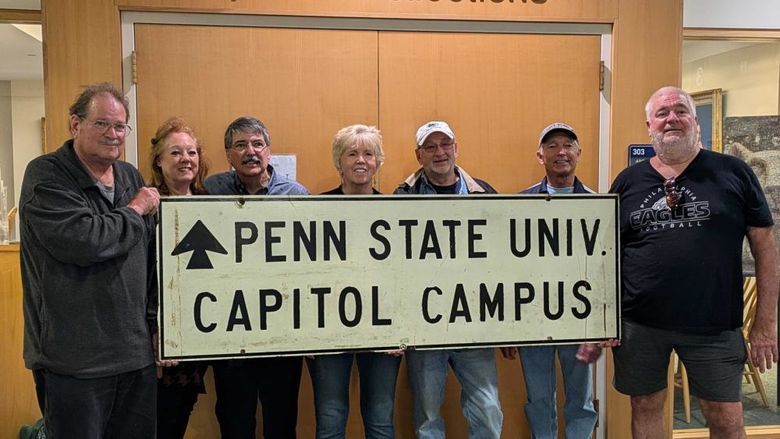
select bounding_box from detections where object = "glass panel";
[0,23,43,243]
[677,38,780,429]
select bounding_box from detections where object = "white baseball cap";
[416,121,455,147]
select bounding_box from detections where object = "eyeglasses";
[664,177,682,210]
[230,140,268,152]
[86,119,132,136]
[419,141,455,153]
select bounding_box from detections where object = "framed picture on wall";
[691,88,723,153]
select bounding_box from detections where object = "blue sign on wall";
[628,144,655,166]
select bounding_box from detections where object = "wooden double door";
[134,24,602,195]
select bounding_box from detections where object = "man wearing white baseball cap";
[395,120,503,438]
[395,121,496,195]
[501,122,602,439]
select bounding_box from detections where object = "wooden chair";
[673,355,692,423]
[672,276,767,424]
[741,276,769,406]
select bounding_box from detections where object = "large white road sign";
[157,195,620,360]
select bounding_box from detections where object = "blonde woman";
[308,124,402,438]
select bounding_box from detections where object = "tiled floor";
[673,367,780,429]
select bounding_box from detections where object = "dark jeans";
[33,369,46,414]
[157,362,210,439]
[213,357,303,439]
[34,365,157,439]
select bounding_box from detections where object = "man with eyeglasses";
[204,116,308,197]
[19,83,160,438]
[204,116,308,439]
[501,122,602,439]
[610,86,779,438]
[394,120,503,439]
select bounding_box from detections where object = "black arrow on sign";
[171,220,228,269]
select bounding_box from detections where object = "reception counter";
[0,243,41,438]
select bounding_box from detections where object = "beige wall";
[0,80,42,242]
[10,80,43,241]
[683,41,780,117]
[0,81,12,207]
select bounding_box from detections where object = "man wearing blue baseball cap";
[501,122,602,439]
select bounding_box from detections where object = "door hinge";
[131,50,138,85]
[599,61,605,92]
[593,398,600,427]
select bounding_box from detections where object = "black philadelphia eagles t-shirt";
[609,149,773,333]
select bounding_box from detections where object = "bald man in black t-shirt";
[610,86,779,439]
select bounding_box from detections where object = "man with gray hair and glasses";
[204,116,308,197]
[610,86,779,438]
[20,83,160,438]
[204,116,308,438]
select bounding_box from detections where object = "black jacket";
[19,140,156,378]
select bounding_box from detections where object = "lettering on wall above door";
[391,0,547,4]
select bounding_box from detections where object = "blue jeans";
[406,348,502,439]
[519,345,597,439]
[307,353,401,439]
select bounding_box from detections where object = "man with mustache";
[394,120,504,439]
[204,116,308,438]
[19,83,160,438]
[501,122,601,439]
[610,86,779,438]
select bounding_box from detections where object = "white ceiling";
[0,0,39,8]
[0,23,42,80]
[682,40,761,64]
[0,0,42,80]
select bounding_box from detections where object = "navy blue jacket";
[521,176,593,195]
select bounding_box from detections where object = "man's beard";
[653,128,698,159]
